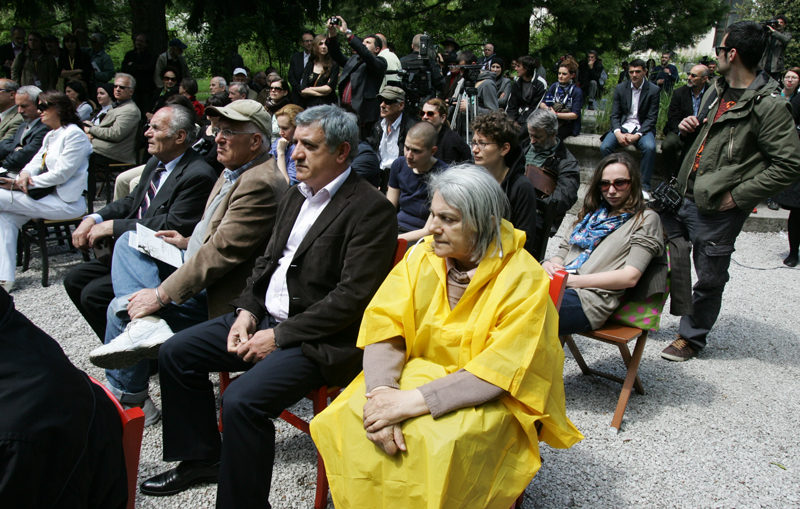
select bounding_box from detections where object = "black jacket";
[522,138,580,231]
[121,49,156,94]
[578,58,605,92]
[0,119,50,172]
[608,79,660,136]
[435,122,472,165]
[367,113,419,161]
[96,148,216,238]
[501,146,538,255]
[507,77,546,126]
[664,84,707,136]
[328,35,387,125]
[288,51,307,104]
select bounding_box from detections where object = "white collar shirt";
[378,113,402,170]
[621,81,643,133]
[264,167,351,322]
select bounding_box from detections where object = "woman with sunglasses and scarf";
[0,91,92,292]
[541,152,664,335]
[145,66,179,121]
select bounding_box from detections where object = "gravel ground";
[9,217,800,509]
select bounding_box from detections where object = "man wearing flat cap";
[88,99,288,425]
[154,38,191,89]
[368,85,418,184]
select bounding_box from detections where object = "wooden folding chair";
[217,238,408,509]
[89,376,145,509]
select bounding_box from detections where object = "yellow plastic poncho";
[310,221,583,509]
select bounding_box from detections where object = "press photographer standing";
[760,15,792,81]
[659,21,800,362]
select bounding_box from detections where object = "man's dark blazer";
[96,147,217,239]
[436,122,472,165]
[367,113,418,160]
[287,51,307,104]
[328,35,388,125]
[664,84,706,136]
[608,79,661,136]
[230,170,398,387]
[0,119,50,172]
[0,42,21,78]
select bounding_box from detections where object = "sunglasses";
[114,84,131,90]
[420,110,438,117]
[163,76,177,82]
[687,73,704,78]
[715,46,732,56]
[270,86,284,91]
[381,99,398,105]
[598,178,631,192]
[37,102,53,112]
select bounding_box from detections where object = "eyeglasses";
[420,110,438,117]
[381,99,398,105]
[715,46,732,56]
[211,127,254,140]
[469,140,496,149]
[270,86,284,91]
[687,73,706,78]
[114,84,131,90]
[37,102,52,112]
[598,178,632,192]
[162,76,177,82]
[0,89,15,93]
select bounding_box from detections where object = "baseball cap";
[169,38,188,49]
[233,67,248,77]
[205,100,271,138]
[378,86,406,103]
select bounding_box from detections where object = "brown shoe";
[661,337,698,362]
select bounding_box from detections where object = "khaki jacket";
[0,110,22,141]
[677,72,800,213]
[87,100,141,164]
[160,156,288,319]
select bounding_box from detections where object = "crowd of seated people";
[3,17,800,509]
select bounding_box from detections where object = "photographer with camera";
[759,15,792,81]
[658,21,800,362]
[447,51,499,140]
[326,15,388,138]
[398,33,445,112]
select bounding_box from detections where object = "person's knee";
[639,134,656,153]
[601,134,616,154]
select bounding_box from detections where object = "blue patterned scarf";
[563,204,631,272]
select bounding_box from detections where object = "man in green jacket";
[660,21,800,362]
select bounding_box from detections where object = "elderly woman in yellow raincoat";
[310,164,583,509]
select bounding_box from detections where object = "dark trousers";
[659,131,684,184]
[558,289,593,336]
[158,312,326,509]
[64,259,114,341]
[659,198,750,350]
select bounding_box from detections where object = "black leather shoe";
[140,460,220,496]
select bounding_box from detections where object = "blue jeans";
[600,130,657,189]
[104,231,208,403]
[558,289,593,336]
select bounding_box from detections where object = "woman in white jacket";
[0,90,92,291]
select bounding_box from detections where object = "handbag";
[525,164,558,197]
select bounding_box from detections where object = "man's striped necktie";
[137,163,166,219]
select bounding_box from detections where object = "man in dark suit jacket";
[600,58,661,190]
[288,31,315,104]
[327,16,387,137]
[367,86,418,173]
[140,105,398,506]
[0,85,49,174]
[0,26,25,79]
[65,104,216,341]
[660,64,710,182]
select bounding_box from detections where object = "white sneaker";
[123,397,162,427]
[0,281,14,293]
[90,316,174,369]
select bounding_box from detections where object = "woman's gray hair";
[527,108,558,136]
[295,105,360,164]
[427,164,510,263]
[165,105,197,144]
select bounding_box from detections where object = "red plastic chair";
[89,376,145,509]
[218,238,408,509]
[513,269,569,508]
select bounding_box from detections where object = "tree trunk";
[489,0,532,60]
[129,0,168,54]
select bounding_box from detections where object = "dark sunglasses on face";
[687,73,703,78]
[420,111,437,117]
[715,46,731,56]
[114,85,131,90]
[37,102,52,112]
[270,86,284,91]
[381,99,398,105]
[163,76,177,82]
[598,178,632,192]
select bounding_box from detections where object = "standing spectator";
[578,50,606,109]
[478,42,498,71]
[1,26,26,79]
[506,55,546,138]
[43,35,60,69]
[59,33,93,92]
[375,33,401,91]
[250,71,267,94]
[491,58,512,109]
[600,58,660,192]
[772,66,800,266]
[121,34,156,114]
[707,60,718,76]
[300,35,340,108]
[619,61,630,83]
[270,103,303,185]
[11,32,58,91]
[649,51,679,92]
[449,50,500,137]
[541,58,584,140]
[288,31,315,105]
[0,79,22,140]
[398,33,445,101]
[420,98,471,165]
[154,39,190,89]
[89,33,115,84]
[659,21,800,361]
[179,78,204,117]
[146,66,179,121]
[470,110,538,255]
[760,15,792,81]
[645,58,657,79]
[65,80,94,121]
[263,78,291,139]
[660,64,710,181]
[327,16,387,137]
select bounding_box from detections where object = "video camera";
[417,33,438,61]
[761,19,782,29]
[458,64,483,88]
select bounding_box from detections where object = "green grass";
[196,77,211,103]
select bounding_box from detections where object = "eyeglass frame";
[211,127,256,140]
[597,178,632,192]
[715,46,732,57]
[37,102,53,112]
[469,140,497,149]
[269,86,285,91]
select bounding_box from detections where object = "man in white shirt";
[368,86,418,189]
[600,58,660,191]
[140,104,398,506]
